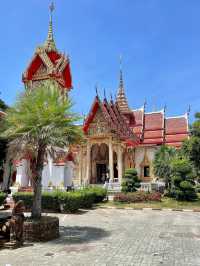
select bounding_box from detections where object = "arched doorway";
[90,143,109,184]
[113,151,118,181]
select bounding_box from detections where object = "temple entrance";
[114,163,118,179]
[96,164,107,183]
[90,143,109,184]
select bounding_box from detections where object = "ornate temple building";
[12,4,76,189]
[6,4,189,190]
[76,70,189,186]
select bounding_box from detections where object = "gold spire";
[116,56,130,113]
[44,2,57,51]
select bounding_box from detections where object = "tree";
[1,81,82,219]
[153,145,176,189]
[121,168,140,193]
[0,98,8,183]
[169,157,197,201]
[182,113,200,178]
[0,98,8,111]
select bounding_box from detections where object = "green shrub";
[82,186,107,203]
[59,192,82,212]
[13,186,107,213]
[42,191,60,211]
[0,192,6,206]
[195,184,200,193]
[13,192,33,209]
[170,158,197,201]
[121,168,140,193]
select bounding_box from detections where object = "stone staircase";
[104,182,121,194]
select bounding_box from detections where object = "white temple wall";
[16,159,30,187]
[64,161,74,187]
[15,158,75,189]
[134,146,158,180]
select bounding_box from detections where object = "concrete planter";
[24,216,59,242]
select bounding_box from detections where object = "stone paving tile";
[0,209,200,266]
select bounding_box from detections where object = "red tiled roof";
[165,116,188,134]
[145,112,164,130]
[23,51,72,90]
[83,96,139,143]
[165,116,188,147]
[132,109,143,138]
[83,95,189,148]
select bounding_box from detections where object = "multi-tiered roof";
[22,3,72,90]
[83,68,189,148]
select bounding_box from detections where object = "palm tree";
[1,81,82,219]
[153,145,177,189]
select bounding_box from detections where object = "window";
[144,166,150,177]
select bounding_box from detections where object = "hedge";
[13,187,107,213]
[113,191,162,203]
[0,192,6,206]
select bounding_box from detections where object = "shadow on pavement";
[50,226,110,245]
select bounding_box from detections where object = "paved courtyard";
[1,208,200,266]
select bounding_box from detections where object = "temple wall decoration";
[134,147,158,182]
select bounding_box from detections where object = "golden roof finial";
[116,55,129,113]
[44,2,57,51]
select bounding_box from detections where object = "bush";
[0,192,6,206]
[114,191,161,203]
[13,186,107,213]
[13,192,33,209]
[170,158,197,201]
[82,186,107,203]
[121,168,140,193]
[59,192,83,212]
[42,191,60,211]
[195,184,200,193]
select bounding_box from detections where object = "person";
[9,200,25,246]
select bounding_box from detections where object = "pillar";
[86,142,91,184]
[117,145,123,184]
[78,147,83,185]
[109,139,114,182]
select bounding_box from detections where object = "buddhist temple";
[5,4,189,190]
[10,4,75,190]
[76,68,189,186]
[22,2,72,92]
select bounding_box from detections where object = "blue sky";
[0,0,200,121]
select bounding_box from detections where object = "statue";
[9,200,25,246]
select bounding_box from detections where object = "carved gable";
[32,63,47,79]
[88,108,110,136]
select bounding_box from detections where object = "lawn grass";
[99,196,200,210]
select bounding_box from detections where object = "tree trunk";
[2,153,12,191]
[32,144,46,219]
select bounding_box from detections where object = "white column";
[16,159,30,187]
[86,142,91,184]
[117,145,123,184]
[109,139,114,182]
[78,147,83,185]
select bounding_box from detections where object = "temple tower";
[22,2,72,93]
[116,58,130,113]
